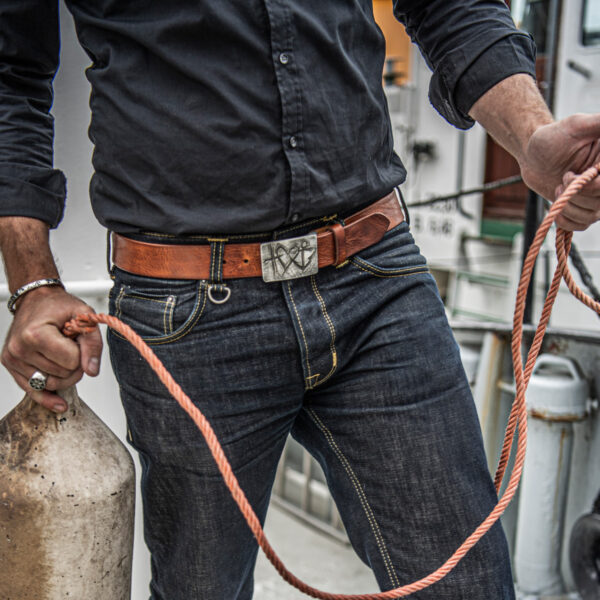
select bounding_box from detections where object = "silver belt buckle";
[260,233,319,282]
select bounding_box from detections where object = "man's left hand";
[520,113,600,231]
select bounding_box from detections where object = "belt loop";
[107,231,115,279]
[394,187,410,226]
[325,222,347,266]
[208,240,231,304]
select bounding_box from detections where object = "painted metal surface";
[526,356,589,422]
[514,356,589,596]
[0,387,135,599]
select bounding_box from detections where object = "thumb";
[568,113,600,141]
[76,307,103,377]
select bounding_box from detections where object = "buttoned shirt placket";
[264,0,307,226]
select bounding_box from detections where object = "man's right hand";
[0,216,103,414]
[1,284,103,413]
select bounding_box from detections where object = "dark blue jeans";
[108,220,514,599]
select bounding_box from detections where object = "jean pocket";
[348,222,429,278]
[109,276,208,345]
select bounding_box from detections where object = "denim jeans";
[108,219,514,600]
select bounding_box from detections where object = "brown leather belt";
[112,191,405,281]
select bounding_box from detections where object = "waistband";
[111,190,406,282]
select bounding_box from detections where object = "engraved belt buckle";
[260,233,319,283]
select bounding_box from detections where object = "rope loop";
[63,313,100,337]
[61,163,600,599]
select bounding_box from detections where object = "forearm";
[0,216,103,411]
[0,217,59,293]
[468,73,553,162]
[469,74,600,232]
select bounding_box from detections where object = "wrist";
[0,217,59,292]
[9,279,65,315]
[518,114,556,163]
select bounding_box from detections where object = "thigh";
[292,226,514,599]
[107,269,305,600]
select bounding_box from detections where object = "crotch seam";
[306,408,400,589]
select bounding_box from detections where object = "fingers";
[34,328,80,372]
[7,357,84,394]
[1,289,104,413]
[3,350,73,379]
[77,309,103,377]
[3,325,80,376]
[559,201,597,229]
[11,373,70,413]
[555,213,589,232]
[554,170,600,231]
[29,390,67,414]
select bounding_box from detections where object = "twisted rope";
[63,162,600,598]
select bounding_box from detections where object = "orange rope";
[63,162,600,599]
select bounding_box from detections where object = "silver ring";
[28,370,48,391]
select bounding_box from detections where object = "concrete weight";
[0,386,135,599]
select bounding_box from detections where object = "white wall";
[0,4,151,598]
[397,52,488,268]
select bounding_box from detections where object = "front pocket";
[111,280,208,345]
[348,222,429,278]
[349,256,430,278]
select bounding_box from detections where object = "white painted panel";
[0,5,151,598]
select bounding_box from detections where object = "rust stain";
[529,407,586,423]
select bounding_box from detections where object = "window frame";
[581,0,600,47]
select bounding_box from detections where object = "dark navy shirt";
[0,1,535,235]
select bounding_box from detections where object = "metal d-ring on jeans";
[107,219,515,600]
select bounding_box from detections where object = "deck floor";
[255,504,377,598]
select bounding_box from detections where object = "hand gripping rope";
[63,162,600,599]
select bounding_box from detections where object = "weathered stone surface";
[0,387,135,599]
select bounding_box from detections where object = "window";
[582,0,600,46]
[512,0,550,53]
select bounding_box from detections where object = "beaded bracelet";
[7,278,64,314]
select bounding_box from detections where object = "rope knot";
[62,313,100,337]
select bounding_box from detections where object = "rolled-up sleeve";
[393,0,537,129]
[0,0,66,227]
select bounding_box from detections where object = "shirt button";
[279,52,290,65]
[291,213,300,222]
[289,136,298,148]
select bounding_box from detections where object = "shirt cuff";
[0,164,66,228]
[429,31,537,130]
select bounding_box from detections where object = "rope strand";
[63,162,600,599]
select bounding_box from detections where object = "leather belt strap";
[112,191,405,280]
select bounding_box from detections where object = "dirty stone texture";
[0,387,135,600]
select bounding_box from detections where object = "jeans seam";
[115,286,126,320]
[286,281,314,384]
[218,243,224,280]
[112,282,207,345]
[277,214,336,237]
[149,284,207,345]
[308,275,338,389]
[165,296,175,334]
[210,243,216,281]
[137,214,338,242]
[350,258,430,278]
[141,231,273,240]
[123,294,170,304]
[307,408,401,589]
